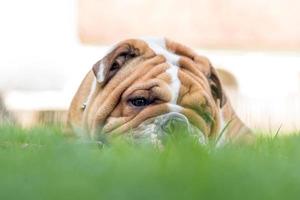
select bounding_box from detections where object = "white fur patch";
[141,37,179,65]
[166,64,180,104]
[132,112,206,146]
[84,77,97,108]
[95,44,117,83]
[167,104,183,113]
[96,62,105,83]
[141,37,181,107]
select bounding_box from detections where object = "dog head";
[68,38,249,144]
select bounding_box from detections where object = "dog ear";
[92,44,138,85]
[208,65,227,107]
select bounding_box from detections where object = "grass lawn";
[1,125,300,200]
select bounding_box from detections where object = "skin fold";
[68,38,252,145]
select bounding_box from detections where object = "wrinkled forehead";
[92,37,213,87]
[104,37,210,71]
[138,37,180,65]
[106,37,178,62]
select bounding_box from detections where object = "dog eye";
[110,51,136,71]
[110,54,126,71]
[110,62,120,71]
[129,97,151,107]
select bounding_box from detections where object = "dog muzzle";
[104,112,207,146]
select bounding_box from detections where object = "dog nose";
[161,113,190,134]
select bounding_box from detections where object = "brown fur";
[68,38,251,142]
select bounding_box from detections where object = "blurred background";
[0,0,300,133]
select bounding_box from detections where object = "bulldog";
[68,38,251,145]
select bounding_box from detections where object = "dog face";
[68,38,233,143]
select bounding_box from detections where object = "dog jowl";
[68,38,251,145]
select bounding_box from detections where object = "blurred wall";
[79,0,300,50]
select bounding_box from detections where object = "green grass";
[1,125,300,200]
